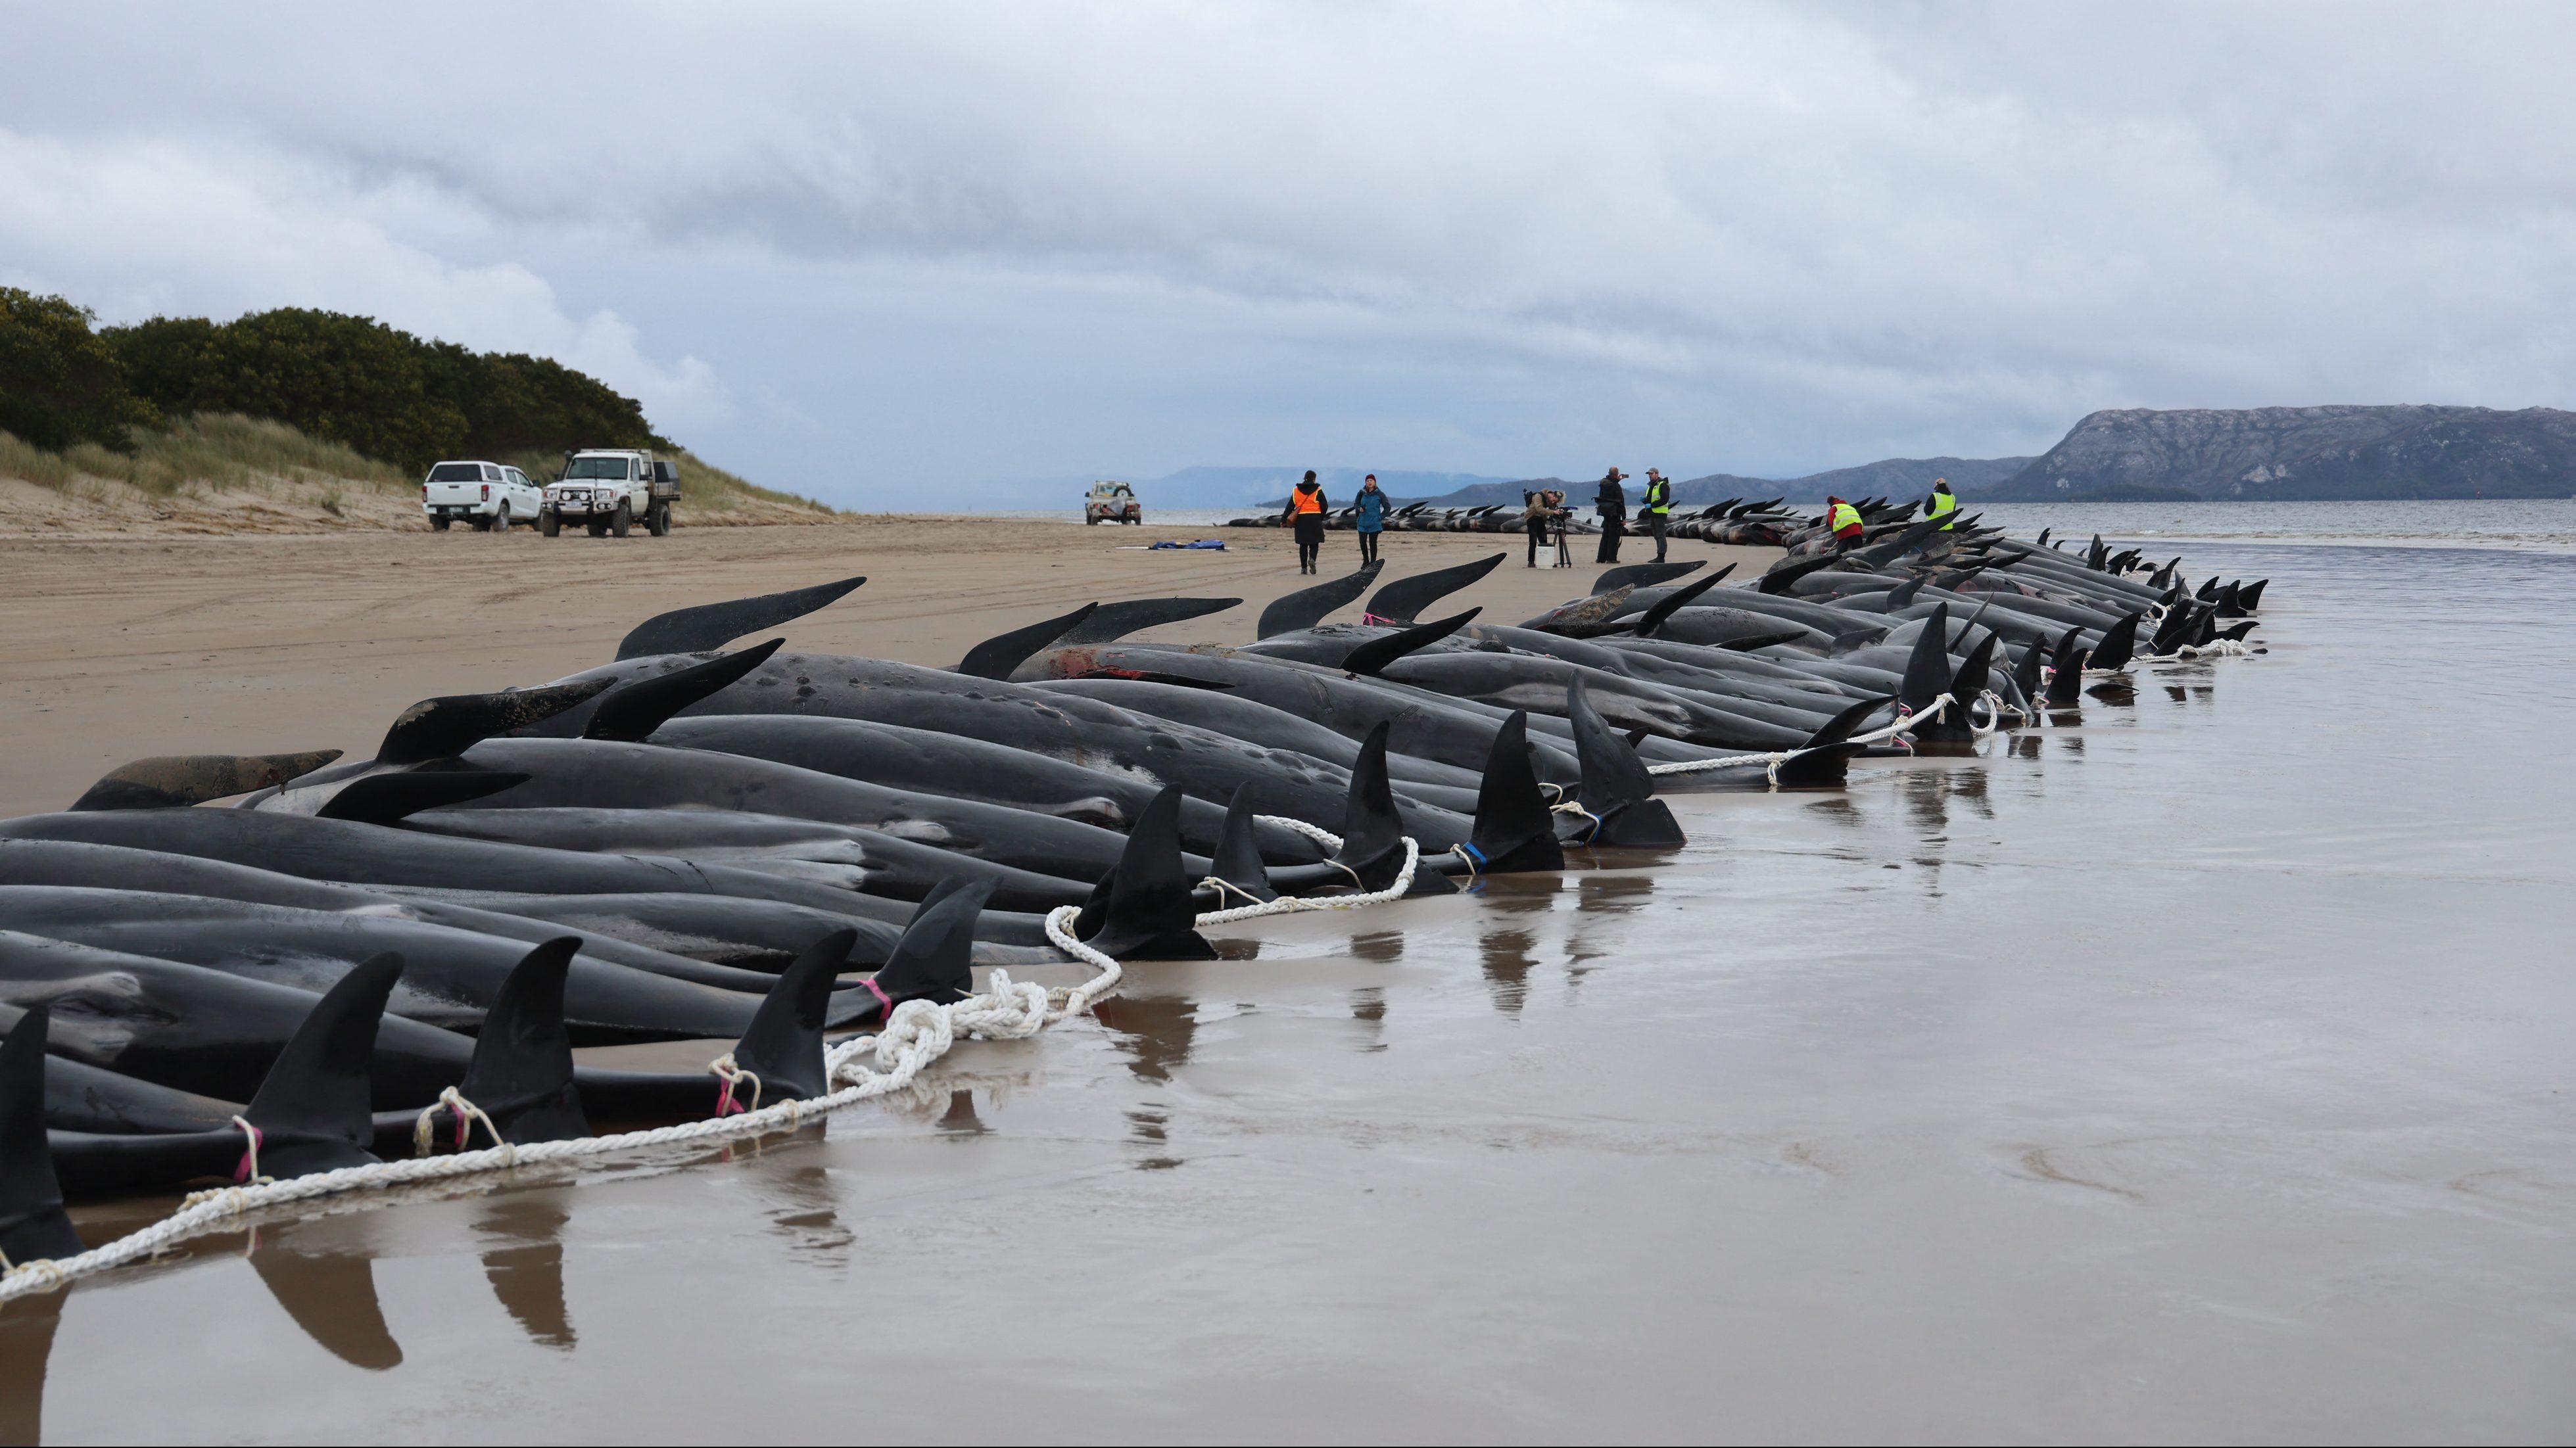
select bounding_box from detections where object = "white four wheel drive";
[421,461,545,531]
[541,450,680,538]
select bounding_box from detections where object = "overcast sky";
[5,2,2571,503]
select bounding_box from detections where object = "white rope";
[2134,638,2250,663]
[1,801,1447,1299]
[1644,690,1961,778]
[0,908,1116,1303]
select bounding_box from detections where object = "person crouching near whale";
[1283,470,1329,574]
[1827,494,1865,551]
[1354,474,1388,565]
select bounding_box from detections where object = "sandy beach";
[0,519,1772,820]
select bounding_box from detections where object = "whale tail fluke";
[67,749,344,811]
[1467,710,1569,868]
[1055,598,1243,645]
[584,639,786,742]
[243,953,404,1179]
[1079,787,1219,959]
[615,576,865,661]
[0,1008,84,1266]
[1569,683,1686,847]
[452,939,589,1146]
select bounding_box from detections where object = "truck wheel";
[490,503,512,533]
[431,515,451,531]
[540,508,560,537]
[648,502,670,536]
[612,500,632,538]
[1085,515,1099,525]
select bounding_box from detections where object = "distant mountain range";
[1980,406,2576,501]
[979,404,2576,514]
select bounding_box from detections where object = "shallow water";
[9,541,2575,1443]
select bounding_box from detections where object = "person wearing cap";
[1926,477,1957,531]
[1594,467,1628,564]
[1826,494,1866,551]
[1640,467,1673,562]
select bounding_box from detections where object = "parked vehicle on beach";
[421,460,543,531]
[541,450,679,537]
[1085,480,1143,525]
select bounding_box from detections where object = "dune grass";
[0,413,412,498]
[0,413,828,515]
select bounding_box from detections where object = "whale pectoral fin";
[584,639,786,743]
[318,769,530,826]
[615,576,865,661]
[1363,552,1506,626]
[243,954,402,1179]
[378,678,616,765]
[67,749,344,811]
[1633,567,1732,637]
[957,603,1101,680]
[454,940,588,1146]
[0,1009,83,1265]
[1341,608,1480,678]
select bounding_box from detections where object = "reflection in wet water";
[477,1195,575,1350]
[1574,874,1654,916]
[1479,929,1537,1015]
[1350,986,1387,1054]
[1346,929,1404,963]
[0,1287,64,1445]
[247,1229,403,1370]
[1807,796,1863,828]
[755,1154,855,1263]
[1091,996,1197,1085]
[937,1088,989,1134]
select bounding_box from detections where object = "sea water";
[9,525,2573,1441]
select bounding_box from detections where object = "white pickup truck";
[540,450,679,537]
[421,460,544,531]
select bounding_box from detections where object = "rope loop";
[708,1052,764,1117]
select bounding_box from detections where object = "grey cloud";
[3,2,2571,501]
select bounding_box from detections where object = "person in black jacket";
[1593,467,1628,564]
[1281,470,1329,574]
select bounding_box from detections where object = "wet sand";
[6,535,2575,1441]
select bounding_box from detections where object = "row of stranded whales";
[0,519,2262,1271]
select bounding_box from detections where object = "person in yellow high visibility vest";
[1827,495,1865,551]
[1927,477,1957,530]
[1641,468,1673,562]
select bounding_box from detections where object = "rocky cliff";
[1980,406,2576,502]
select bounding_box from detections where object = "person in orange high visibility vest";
[1827,496,1865,551]
[1282,471,1329,574]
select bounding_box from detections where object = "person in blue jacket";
[1353,474,1389,564]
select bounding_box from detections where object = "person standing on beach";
[1926,477,1957,531]
[1641,467,1672,563]
[1594,467,1628,564]
[1523,488,1552,567]
[1283,471,1329,574]
[1354,474,1388,565]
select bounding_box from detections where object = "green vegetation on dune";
[0,285,827,514]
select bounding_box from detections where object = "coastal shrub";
[0,288,156,452]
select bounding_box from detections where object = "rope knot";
[709,1053,764,1116]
